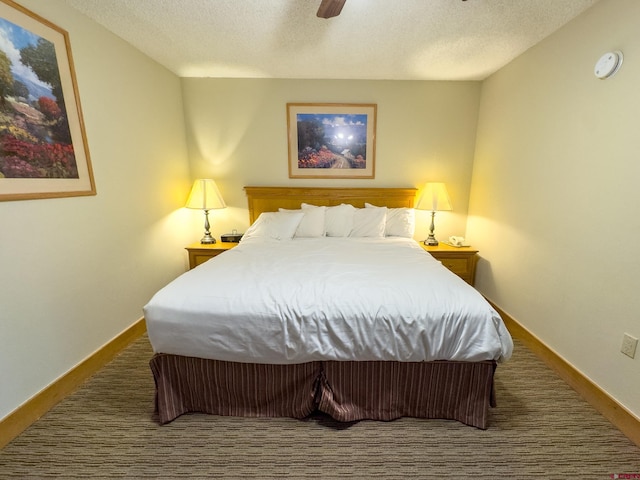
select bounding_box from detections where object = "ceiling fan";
[317,0,468,19]
[317,0,346,19]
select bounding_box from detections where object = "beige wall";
[468,0,640,418]
[181,78,481,242]
[0,1,192,420]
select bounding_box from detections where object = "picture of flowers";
[0,0,95,201]
[287,103,376,179]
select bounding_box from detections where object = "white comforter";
[144,237,513,364]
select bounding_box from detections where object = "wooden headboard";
[244,186,417,223]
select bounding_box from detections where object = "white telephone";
[448,236,466,247]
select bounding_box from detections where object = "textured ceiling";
[60,0,600,80]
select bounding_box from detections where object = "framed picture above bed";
[287,103,376,179]
[0,0,95,201]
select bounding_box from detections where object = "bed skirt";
[150,354,497,429]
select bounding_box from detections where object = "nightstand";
[421,243,479,286]
[185,242,238,269]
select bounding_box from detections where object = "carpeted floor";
[0,335,638,479]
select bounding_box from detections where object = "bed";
[144,186,513,429]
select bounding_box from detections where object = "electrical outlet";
[621,333,638,359]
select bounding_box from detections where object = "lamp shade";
[185,179,226,210]
[416,182,452,212]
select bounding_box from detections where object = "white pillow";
[350,207,386,237]
[324,203,356,237]
[242,211,304,240]
[279,205,326,237]
[365,203,415,238]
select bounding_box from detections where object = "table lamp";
[185,179,226,244]
[416,182,452,246]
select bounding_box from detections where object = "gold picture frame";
[0,0,95,201]
[287,103,376,179]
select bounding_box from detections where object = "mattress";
[144,237,513,364]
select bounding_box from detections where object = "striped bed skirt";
[150,354,497,429]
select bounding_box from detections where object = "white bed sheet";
[144,237,513,364]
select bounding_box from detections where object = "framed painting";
[287,103,376,179]
[0,0,95,201]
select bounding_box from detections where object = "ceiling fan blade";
[317,0,346,18]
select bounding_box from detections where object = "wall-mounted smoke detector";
[594,51,623,79]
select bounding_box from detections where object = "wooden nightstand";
[185,242,238,269]
[421,243,479,286]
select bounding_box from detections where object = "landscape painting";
[287,103,376,179]
[0,0,95,201]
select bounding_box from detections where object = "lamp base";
[424,211,439,246]
[200,209,216,244]
[424,236,439,246]
[200,234,216,244]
